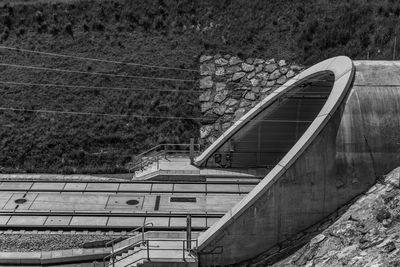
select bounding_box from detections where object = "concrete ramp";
[194,57,400,265]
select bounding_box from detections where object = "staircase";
[104,230,199,267]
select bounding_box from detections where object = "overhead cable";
[0,63,197,82]
[0,107,313,123]
[0,45,198,72]
[0,81,203,93]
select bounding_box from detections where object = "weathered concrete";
[196,58,400,265]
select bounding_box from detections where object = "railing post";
[146,240,150,260]
[186,215,192,250]
[183,240,186,260]
[111,243,115,267]
[189,138,195,165]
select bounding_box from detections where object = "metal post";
[146,240,150,260]
[183,240,186,260]
[186,215,192,250]
[111,244,115,267]
[189,138,195,164]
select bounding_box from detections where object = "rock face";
[199,54,304,145]
[243,167,400,267]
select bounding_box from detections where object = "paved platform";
[0,181,250,230]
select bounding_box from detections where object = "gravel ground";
[0,234,120,251]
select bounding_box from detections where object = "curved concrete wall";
[195,57,400,265]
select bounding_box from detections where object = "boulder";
[225,98,239,106]
[265,63,278,73]
[215,58,229,66]
[247,71,256,79]
[200,55,213,63]
[250,78,260,87]
[232,72,246,81]
[276,76,287,84]
[253,58,265,65]
[200,63,215,76]
[226,65,242,74]
[200,125,213,138]
[214,105,227,116]
[215,82,227,91]
[242,63,255,72]
[215,67,225,76]
[278,59,287,67]
[229,56,242,65]
[269,70,281,80]
[255,65,264,73]
[245,92,256,100]
[199,91,212,102]
[214,90,228,103]
[286,70,296,78]
[200,102,213,113]
[200,76,213,89]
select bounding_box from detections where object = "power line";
[0,63,197,83]
[0,107,313,123]
[0,81,204,93]
[0,45,199,72]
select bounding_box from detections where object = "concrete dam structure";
[193,56,400,265]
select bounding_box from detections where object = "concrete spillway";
[193,57,400,265]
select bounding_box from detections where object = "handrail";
[128,142,201,173]
[117,238,199,267]
[105,222,154,247]
[103,222,154,267]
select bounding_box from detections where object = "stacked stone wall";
[199,54,304,145]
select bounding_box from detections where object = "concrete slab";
[0,216,11,225]
[0,182,32,190]
[107,217,145,227]
[0,192,13,209]
[105,196,144,210]
[45,216,72,226]
[8,216,47,226]
[85,183,119,192]
[152,184,173,192]
[173,183,206,193]
[63,183,87,191]
[144,217,170,227]
[206,184,239,193]
[159,195,204,212]
[3,193,38,210]
[31,182,65,191]
[118,183,152,192]
[29,194,109,211]
[69,216,108,226]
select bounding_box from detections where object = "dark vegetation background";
[0,0,398,173]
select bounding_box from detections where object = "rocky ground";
[270,167,400,267]
[0,233,120,251]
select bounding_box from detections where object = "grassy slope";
[0,0,398,173]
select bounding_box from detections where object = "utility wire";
[0,63,197,82]
[0,81,203,93]
[0,107,313,123]
[0,45,199,72]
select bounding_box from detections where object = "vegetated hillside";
[0,0,399,173]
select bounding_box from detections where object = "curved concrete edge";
[197,56,355,250]
[0,247,110,265]
[194,56,352,167]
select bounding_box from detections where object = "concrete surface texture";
[196,57,400,265]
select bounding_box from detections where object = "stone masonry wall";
[199,54,304,145]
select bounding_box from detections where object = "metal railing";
[128,141,201,173]
[103,223,153,267]
[112,238,199,267]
